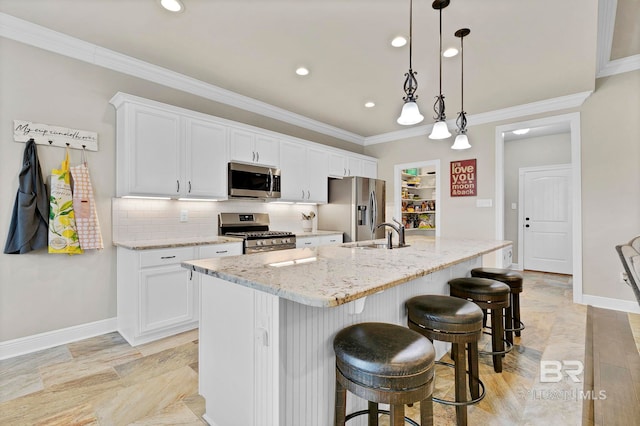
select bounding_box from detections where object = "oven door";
[228,162,281,199]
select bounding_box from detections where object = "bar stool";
[406,295,485,426]
[333,322,435,426]
[471,267,525,344]
[448,277,511,373]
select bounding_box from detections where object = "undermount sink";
[341,242,410,250]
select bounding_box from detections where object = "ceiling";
[0,0,637,141]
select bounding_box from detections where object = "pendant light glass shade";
[429,120,452,139]
[452,28,471,149]
[397,101,424,125]
[428,0,451,140]
[397,0,424,126]
[451,134,471,150]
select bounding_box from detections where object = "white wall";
[504,133,572,264]
[0,37,357,343]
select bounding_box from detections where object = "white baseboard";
[0,317,117,360]
[582,294,640,314]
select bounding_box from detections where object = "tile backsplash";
[112,198,319,242]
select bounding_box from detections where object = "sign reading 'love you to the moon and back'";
[450,159,477,197]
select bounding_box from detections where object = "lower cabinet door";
[139,265,195,333]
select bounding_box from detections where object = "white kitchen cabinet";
[117,242,242,346]
[296,233,343,248]
[328,152,378,179]
[280,141,328,203]
[118,246,198,346]
[184,118,228,199]
[115,101,182,197]
[112,93,229,199]
[229,128,279,167]
[198,242,243,258]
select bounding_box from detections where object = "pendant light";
[451,28,472,150]
[397,0,424,126]
[428,0,451,139]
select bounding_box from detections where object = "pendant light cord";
[439,7,442,96]
[409,0,413,71]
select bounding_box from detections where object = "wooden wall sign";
[450,159,477,197]
[13,120,98,151]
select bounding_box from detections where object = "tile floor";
[1,271,638,425]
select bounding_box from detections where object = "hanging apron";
[70,151,103,250]
[48,149,83,254]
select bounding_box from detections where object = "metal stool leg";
[368,401,378,426]
[504,299,514,345]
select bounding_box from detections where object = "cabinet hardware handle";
[252,151,256,162]
[188,181,191,193]
[344,168,346,176]
[307,190,310,199]
[256,152,259,162]
[190,270,193,280]
[216,250,228,254]
[161,255,176,259]
[176,180,180,192]
[348,169,351,176]
[301,190,305,199]
[305,241,312,245]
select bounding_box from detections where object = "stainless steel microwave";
[228,162,281,199]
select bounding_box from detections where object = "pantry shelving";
[401,167,437,231]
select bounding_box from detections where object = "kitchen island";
[183,236,510,426]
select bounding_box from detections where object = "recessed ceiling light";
[364,102,376,108]
[159,0,184,12]
[391,36,407,48]
[513,128,530,135]
[295,67,310,76]
[443,47,459,58]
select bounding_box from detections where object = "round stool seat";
[449,277,510,300]
[471,268,523,292]
[334,322,435,390]
[407,294,483,336]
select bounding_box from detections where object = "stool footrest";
[431,361,486,407]
[478,331,513,355]
[345,409,420,425]
[504,320,525,333]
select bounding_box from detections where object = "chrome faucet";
[376,218,406,248]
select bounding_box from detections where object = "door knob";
[525,224,530,228]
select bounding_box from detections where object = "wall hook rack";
[13,119,98,151]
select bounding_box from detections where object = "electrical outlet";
[180,210,188,222]
[620,271,628,284]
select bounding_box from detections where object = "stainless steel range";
[219,213,296,254]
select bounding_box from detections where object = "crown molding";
[0,12,365,145]
[364,91,592,146]
[595,0,640,78]
[597,54,640,78]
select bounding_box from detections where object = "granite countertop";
[183,235,511,308]
[114,236,243,250]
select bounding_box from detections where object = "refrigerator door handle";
[369,189,377,235]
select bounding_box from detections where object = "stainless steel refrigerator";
[318,177,386,242]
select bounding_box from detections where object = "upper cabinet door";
[361,159,378,179]
[306,147,328,203]
[127,104,181,196]
[184,118,228,199]
[347,156,363,177]
[328,152,347,177]
[229,128,279,167]
[279,140,307,201]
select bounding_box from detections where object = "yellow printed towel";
[48,151,83,254]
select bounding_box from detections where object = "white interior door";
[521,165,572,274]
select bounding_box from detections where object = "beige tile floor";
[1,271,638,425]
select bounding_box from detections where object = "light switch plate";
[511,202,518,210]
[476,199,493,208]
[180,210,188,222]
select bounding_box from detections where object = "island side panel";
[200,275,281,426]
[278,257,481,426]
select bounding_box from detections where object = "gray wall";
[0,38,361,342]
[504,133,572,264]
